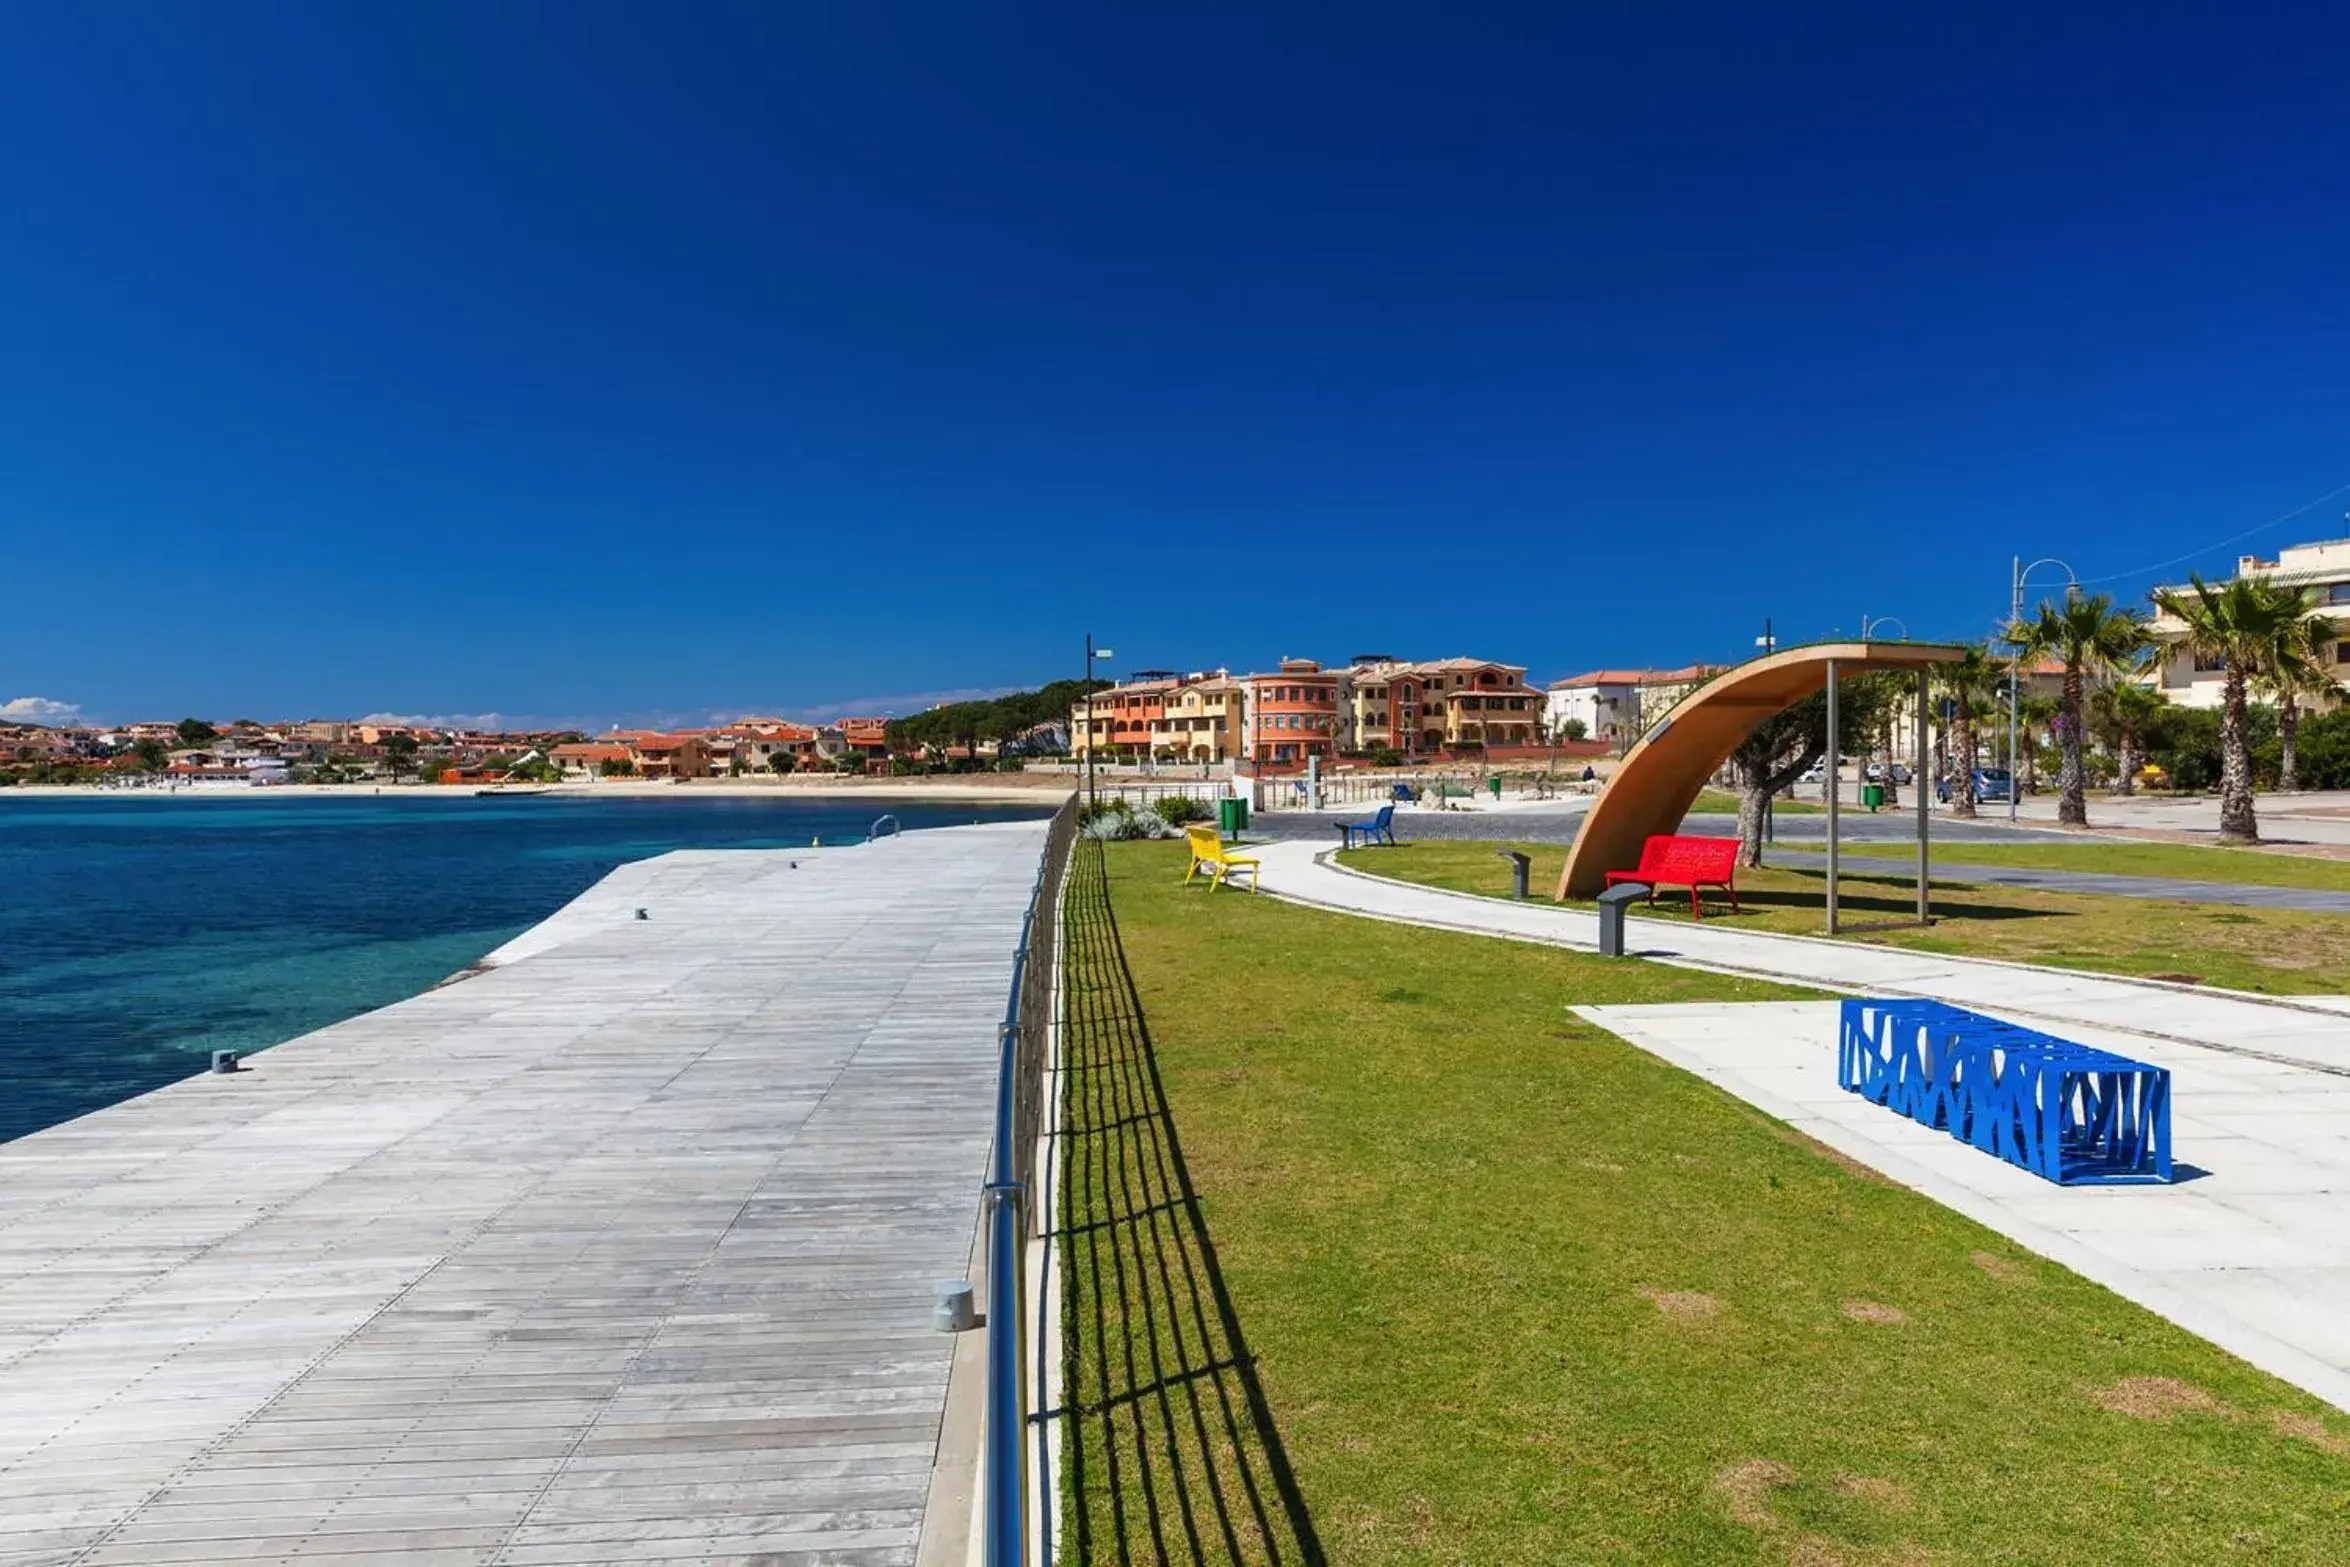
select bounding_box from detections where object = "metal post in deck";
[1825,658,1839,935]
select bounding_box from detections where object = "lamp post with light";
[1082,637,1115,810]
[2006,559,2077,823]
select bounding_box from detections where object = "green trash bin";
[1218,797,1247,838]
[1860,783,1886,811]
[1488,776,1503,799]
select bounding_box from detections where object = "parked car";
[1936,767,2013,804]
[1862,762,1912,785]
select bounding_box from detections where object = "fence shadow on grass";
[1053,838,1325,1567]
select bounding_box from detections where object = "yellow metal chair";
[1183,824,1260,893]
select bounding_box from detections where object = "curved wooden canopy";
[1556,641,1968,900]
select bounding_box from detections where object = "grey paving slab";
[0,822,1045,1567]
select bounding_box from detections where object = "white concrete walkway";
[1250,840,2350,1413]
[1256,840,2350,1077]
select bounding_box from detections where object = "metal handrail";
[982,792,1081,1567]
[870,813,902,839]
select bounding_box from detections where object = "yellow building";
[1149,674,1243,762]
[1348,657,1540,755]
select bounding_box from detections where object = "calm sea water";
[0,792,1052,1144]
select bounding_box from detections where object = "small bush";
[1083,798,1179,840]
[1153,795,1213,827]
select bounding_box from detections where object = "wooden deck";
[0,822,1049,1566]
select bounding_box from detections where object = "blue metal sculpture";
[1838,999,2173,1185]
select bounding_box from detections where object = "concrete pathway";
[0,823,1045,1567]
[1763,847,2350,914]
[1249,840,2350,1076]
[1245,840,2350,1411]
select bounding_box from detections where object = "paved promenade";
[0,822,1045,1567]
[1250,840,2350,1412]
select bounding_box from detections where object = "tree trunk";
[1949,710,1977,818]
[2058,663,2087,826]
[1735,783,1766,867]
[1732,743,1822,867]
[2280,694,2301,795]
[2218,671,2259,843]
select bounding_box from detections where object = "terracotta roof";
[1554,664,1715,689]
[551,743,633,761]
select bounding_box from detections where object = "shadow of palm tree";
[1053,838,1324,1567]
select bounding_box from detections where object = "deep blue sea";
[0,792,1052,1144]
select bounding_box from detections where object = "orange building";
[630,734,712,779]
[1241,659,1344,766]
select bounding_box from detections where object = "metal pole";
[1084,633,1095,811]
[1825,658,1839,935]
[2008,557,2022,824]
[1760,618,1775,845]
[1915,666,1930,925]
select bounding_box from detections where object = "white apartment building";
[2148,537,2350,710]
[1543,666,1714,749]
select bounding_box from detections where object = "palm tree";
[2150,574,2320,843]
[2016,693,2059,800]
[2007,593,2152,827]
[2254,590,2331,794]
[2090,679,2168,795]
[1931,645,2002,819]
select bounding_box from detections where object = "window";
[2193,653,2227,673]
[2329,583,2350,606]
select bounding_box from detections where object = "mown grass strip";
[1062,840,2350,1564]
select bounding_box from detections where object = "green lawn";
[1689,787,1820,815]
[1337,838,2350,995]
[1058,840,2350,1564]
[1833,836,2350,892]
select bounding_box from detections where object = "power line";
[2074,478,2350,587]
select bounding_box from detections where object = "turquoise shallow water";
[0,792,1052,1144]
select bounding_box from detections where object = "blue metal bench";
[1837,999,2172,1185]
[1388,783,1417,802]
[1338,802,1398,849]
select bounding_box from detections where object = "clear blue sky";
[6,2,2349,727]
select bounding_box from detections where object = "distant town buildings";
[1070,654,1548,767]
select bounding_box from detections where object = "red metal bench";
[1603,834,1741,919]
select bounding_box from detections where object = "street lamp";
[1083,636,1115,809]
[2006,558,2077,823]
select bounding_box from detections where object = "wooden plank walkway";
[0,822,1048,1567]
